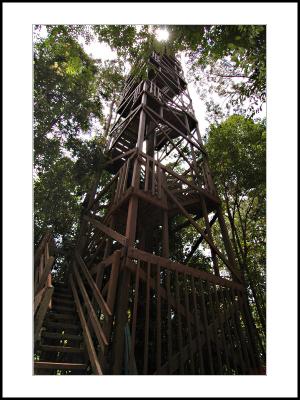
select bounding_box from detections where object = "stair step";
[51,305,75,313]
[34,361,87,371]
[52,297,74,305]
[41,332,83,341]
[47,313,77,322]
[44,320,80,331]
[36,344,84,354]
[53,293,73,299]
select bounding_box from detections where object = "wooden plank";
[122,158,130,194]
[223,289,247,373]
[127,247,244,291]
[166,269,173,374]
[145,152,220,205]
[107,250,121,312]
[237,291,260,369]
[175,271,184,373]
[164,186,237,275]
[184,213,218,263]
[228,289,251,372]
[34,256,55,295]
[157,166,162,199]
[191,277,204,373]
[105,148,136,166]
[144,155,150,191]
[199,280,214,374]
[183,274,195,373]
[212,285,230,371]
[130,260,140,373]
[34,286,54,343]
[84,215,127,247]
[200,196,220,276]
[134,188,168,210]
[219,288,240,373]
[90,253,115,276]
[156,265,162,373]
[104,250,121,340]
[75,251,112,318]
[34,231,52,268]
[34,361,87,371]
[34,287,45,314]
[126,259,195,323]
[152,159,155,196]
[70,274,103,375]
[206,282,223,373]
[144,107,195,173]
[73,264,108,351]
[145,105,204,153]
[143,262,151,374]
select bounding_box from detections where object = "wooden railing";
[34,231,56,343]
[119,246,261,375]
[70,249,121,375]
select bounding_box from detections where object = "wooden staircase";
[34,283,89,375]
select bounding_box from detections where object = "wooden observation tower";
[34,51,264,375]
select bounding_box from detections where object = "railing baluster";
[143,262,151,374]
[145,155,150,191]
[199,280,214,374]
[166,270,173,373]
[206,282,223,373]
[228,289,252,372]
[152,159,156,196]
[191,276,205,373]
[129,260,140,373]
[212,285,230,373]
[175,271,184,373]
[183,273,195,373]
[156,264,162,373]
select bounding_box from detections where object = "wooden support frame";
[71,51,263,375]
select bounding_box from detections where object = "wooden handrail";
[34,232,56,313]
[70,273,103,375]
[70,249,122,374]
[127,247,244,291]
[34,232,56,344]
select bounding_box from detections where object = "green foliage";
[206,115,266,335]
[34,157,82,243]
[33,25,128,255]
[34,25,102,142]
[206,115,266,193]
[93,25,266,117]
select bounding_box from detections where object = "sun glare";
[156,28,169,42]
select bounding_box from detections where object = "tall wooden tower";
[68,51,264,375]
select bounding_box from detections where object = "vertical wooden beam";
[156,265,162,373]
[216,205,241,282]
[162,210,169,258]
[174,271,184,373]
[200,196,220,277]
[212,285,230,372]
[206,282,223,373]
[130,260,140,373]
[183,274,195,373]
[143,262,151,374]
[228,289,251,372]
[199,280,214,374]
[191,277,205,373]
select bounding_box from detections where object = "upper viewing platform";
[116,51,188,118]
